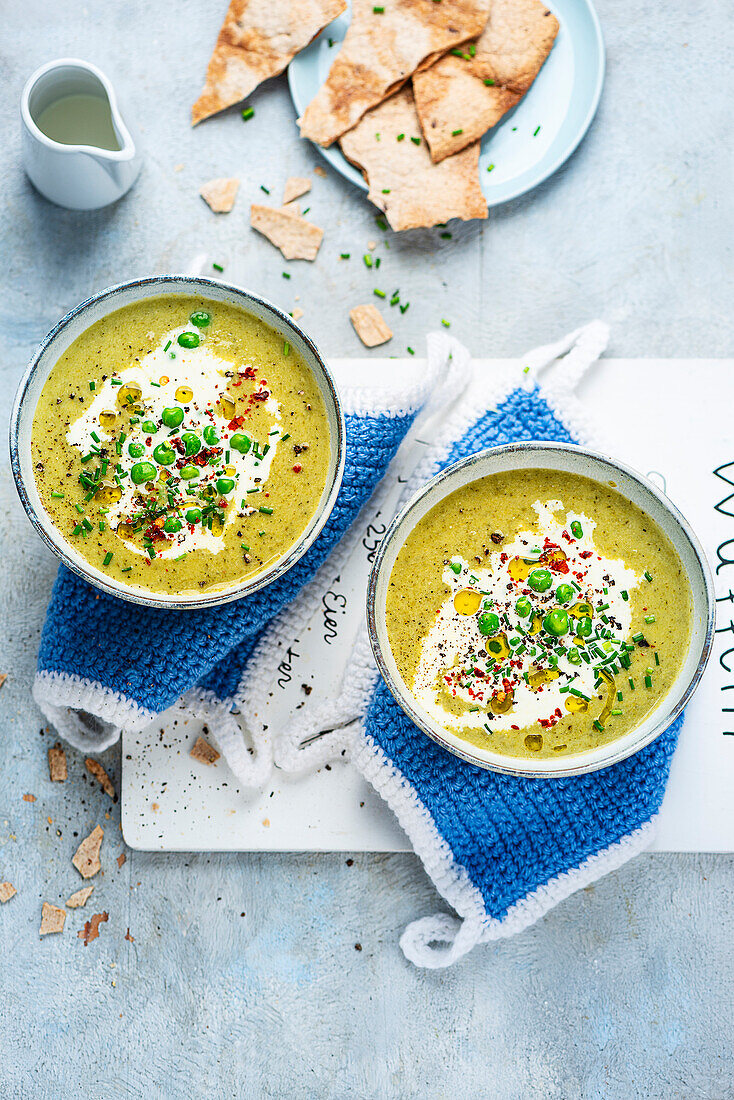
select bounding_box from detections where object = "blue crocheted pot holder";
[363,384,682,934]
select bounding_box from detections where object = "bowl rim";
[366,440,715,778]
[9,274,346,609]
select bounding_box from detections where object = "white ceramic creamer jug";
[21,58,141,210]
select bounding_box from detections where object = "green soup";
[386,469,692,759]
[31,295,331,596]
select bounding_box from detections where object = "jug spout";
[21,58,142,211]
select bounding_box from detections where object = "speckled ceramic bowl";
[367,442,714,778]
[9,275,345,609]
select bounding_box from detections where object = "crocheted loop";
[399,913,484,969]
[522,320,610,391]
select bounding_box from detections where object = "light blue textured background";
[0,1,732,1097]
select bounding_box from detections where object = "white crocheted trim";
[354,728,655,967]
[33,670,153,753]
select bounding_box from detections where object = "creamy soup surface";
[386,469,692,759]
[31,295,330,596]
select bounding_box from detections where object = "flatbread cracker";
[190,736,221,766]
[251,204,324,260]
[85,759,115,799]
[193,0,346,124]
[0,882,16,903]
[66,885,94,909]
[48,742,67,783]
[200,177,240,212]
[40,902,65,936]
[349,305,393,347]
[72,825,104,880]
[299,0,491,147]
[340,87,487,230]
[283,176,312,204]
[413,0,559,161]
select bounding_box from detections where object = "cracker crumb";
[283,176,312,204]
[22,794,36,803]
[349,304,393,348]
[72,825,104,879]
[40,902,65,936]
[85,759,115,799]
[151,803,159,813]
[367,240,377,250]
[314,166,327,178]
[174,164,184,172]
[200,177,240,213]
[116,853,126,869]
[125,928,135,942]
[48,742,67,782]
[190,736,220,766]
[78,911,108,946]
[66,885,94,909]
[0,673,7,691]
[0,882,16,903]
[262,818,270,827]
[291,307,305,322]
[250,204,324,261]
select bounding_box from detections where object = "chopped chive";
[617,691,623,701]
[644,570,653,582]
[74,503,84,514]
[281,433,290,441]
[621,590,629,601]
[399,302,410,314]
[610,709,623,716]
[340,252,350,259]
[242,107,254,121]
[644,614,656,624]
[407,347,415,355]
[593,720,604,732]
[451,129,463,136]
[258,505,274,514]
[381,188,391,194]
[260,185,270,194]
[486,163,495,172]
[110,378,122,386]
[212,262,224,272]
[373,288,386,299]
[121,566,132,573]
[283,341,290,356]
[571,580,581,591]
[484,78,496,86]
[103,551,113,566]
[99,521,105,532]
[632,632,645,644]
[363,253,373,268]
[533,125,541,136]
[150,381,160,388]
[410,136,421,145]
[282,271,291,279]
[390,294,400,306]
[373,5,384,11]
[51,491,65,499]
[570,688,590,701]
[441,319,451,328]
[629,678,635,691]
[376,218,388,231]
[164,340,172,352]
[654,652,660,666]
[644,674,652,689]
[88,381,95,391]
[72,524,83,536]
[397,133,405,141]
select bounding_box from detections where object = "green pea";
[555,583,575,605]
[448,561,462,575]
[164,517,182,533]
[182,432,201,457]
[570,520,583,539]
[543,609,570,637]
[153,443,176,466]
[185,507,202,524]
[180,464,198,480]
[477,612,500,637]
[177,331,200,349]
[190,310,211,329]
[230,432,251,454]
[528,568,552,593]
[576,616,593,638]
[161,406,184,429]
[515,596,533,618]
[128,441,145,458]
[130,461,157,485]
[203,425,219,446]
[216,477,235,495]
[142,420,157,433]
[567,647,582,665]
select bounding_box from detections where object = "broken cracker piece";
[190,736,221,766]
[117,853,126,869]
[291,307,305,322]
[40,902,65,936]
[192,0,346,124]
[0,882,17,903]
[85,759,115,799]
[72,825,104,879]
[66,885,94,909]
[283,176,312,204]
[350,305,393,348]
[200,177,240,213]
[280,201,301,216]
[48,742,67,783]
[340,86,487,230]
[250,205,324,261]
[78,911,109,946]
[413,0,559,161]
[22,793,36,803]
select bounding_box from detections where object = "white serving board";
[122,358,734,853]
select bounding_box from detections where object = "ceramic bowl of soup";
[10,276,344,608]
[367,442,714,777]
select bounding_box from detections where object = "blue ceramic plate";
[288,0,604,206]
